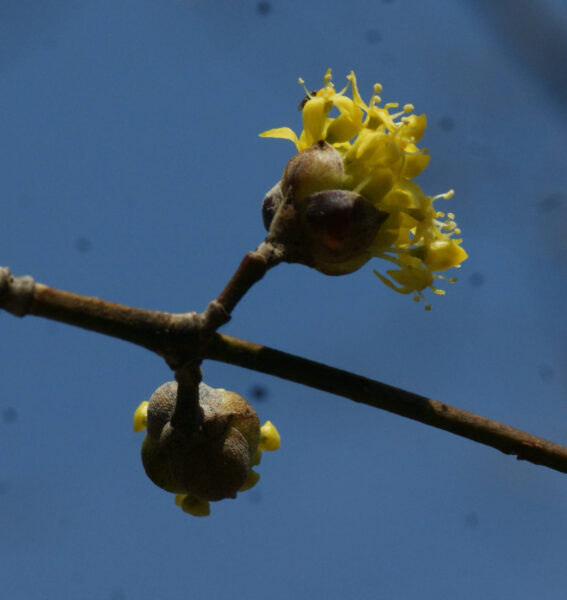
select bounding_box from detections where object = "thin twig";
[204,333,567,475]
[0,267,202,364]
[171,362,204,433]
[213,241,283,315]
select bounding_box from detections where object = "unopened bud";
[141,381,260,502]
[300,189,388,266]
[281,141,344,203]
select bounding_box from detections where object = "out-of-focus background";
[1,1,567,598]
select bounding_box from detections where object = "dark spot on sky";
[247,490,262,504]
[256,1,271,15]
[538,364,555,383]
[0,481,9,495]
[2,407,18,424]
[438,116,455,131]
[365,29,381,44]
[537,193,564,215]
[464,512,479,528]
[249,384,269,402]
[74,237,92,253]
[468,272,484,287]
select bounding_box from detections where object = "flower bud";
[281,141,344,203]
[140,381,260,502]
[300,190,388,267]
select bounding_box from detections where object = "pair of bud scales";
[134,382,280,517]
[262,140,388,275]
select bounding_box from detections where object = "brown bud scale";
[141,382,260,501]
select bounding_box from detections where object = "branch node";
[0,267,35,317]
[201,299,230,331]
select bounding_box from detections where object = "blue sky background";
[2,1,567,598]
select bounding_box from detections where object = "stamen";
[297,76,312,100]
[432,189,455,201]
[353,175,372,195]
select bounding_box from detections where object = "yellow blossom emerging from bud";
[260,69,467,306]
[133,384,280,517]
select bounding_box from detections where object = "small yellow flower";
[260,69,467,306]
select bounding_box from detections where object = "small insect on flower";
[298,90,319,111]
[260,69,467,308]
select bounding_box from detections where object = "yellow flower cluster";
[260,69,467,306]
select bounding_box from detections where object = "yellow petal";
[259,127,300,149]
[133,401,148,433]
[389,266,434,292]
[381,181,423,210]
[239,469,260,492]
[326,112,362,144]
[332,95,363,125]
[402,151,430,178]
[259,421,281,451]
[180,495,210,517]
[175,493,187,507]
[326,119,357,144]
[399,113,427,143]
[302,96,328,145]
[424,240,468,271]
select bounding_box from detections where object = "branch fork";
[1,243,566,476]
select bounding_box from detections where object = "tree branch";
[0,267,202,363]
[2,266,566,475]
[205,334,567,474]
[211,241,283,315]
